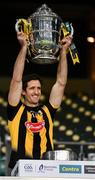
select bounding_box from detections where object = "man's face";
[23,80,41,107]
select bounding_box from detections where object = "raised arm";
[8,32,28,106]
[49,35,72,108]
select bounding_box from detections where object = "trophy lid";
[29,4,61,19]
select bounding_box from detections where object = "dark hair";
[22,73,42,90]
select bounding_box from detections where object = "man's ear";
[22,90,26,96]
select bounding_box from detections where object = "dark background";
[0,0,95,78]
[0,3,95,174]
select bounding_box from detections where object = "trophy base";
[31,53,58,64]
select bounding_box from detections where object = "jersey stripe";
[42,105,54,150]
[8,104,25,151]
[25,112,33,157]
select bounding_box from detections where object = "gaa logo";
[24,164,33,171]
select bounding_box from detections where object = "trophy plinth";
[32,52,57,64]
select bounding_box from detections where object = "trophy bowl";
[28,4,62,64]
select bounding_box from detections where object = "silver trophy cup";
[15,4,74,64]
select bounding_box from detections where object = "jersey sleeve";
[45,101,58,119]
[7,101,22,121]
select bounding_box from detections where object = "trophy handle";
[15,18,32,34]
[15,18,27,32]
[15,18,34,58]
[61,22,80,65]
[70,24,74,36]
[60,22,74,37]
[15,18,32,45]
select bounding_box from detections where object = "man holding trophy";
[7,4,74,172]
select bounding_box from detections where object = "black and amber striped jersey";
[7,101,57,168]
